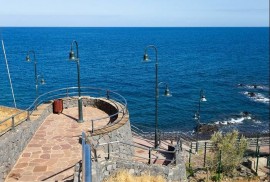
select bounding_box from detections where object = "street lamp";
[194,89,207,152]
[69,40,83,123]
[143,45,171,148]
[26,50,45,110]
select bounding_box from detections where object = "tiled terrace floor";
[5,106,109,182]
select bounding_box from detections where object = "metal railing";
[131,124,195,147]
[0,87,127,136]
[91,140,181,165]
[190,137,270,151]
[82,132,92,182]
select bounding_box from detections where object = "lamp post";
[143,45,171,148]
[26,50,45,110]
[194,89,207,152]
[69,40,83,123]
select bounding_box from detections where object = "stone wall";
[92,151,187,182]
[89,118,134,160]
[0,96,126,181]
[0,103,53,181]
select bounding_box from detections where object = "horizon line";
[0,26,269,28]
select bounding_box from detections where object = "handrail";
[93,140,179,165]
[82,132,92,182]
[0,87,127,136]
[131,124,195,142]
[190,137,270,151]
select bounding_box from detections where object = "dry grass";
[103,170,166,182]
[0,106,27,134]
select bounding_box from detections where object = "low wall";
[0,96,124,181]
[89,118,134,159]
[92,150,187,182]
[0,103,53,181]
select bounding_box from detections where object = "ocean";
[0,27,269,134]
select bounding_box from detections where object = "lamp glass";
[40,78,45,85]
[143,54,150,62]
[194,113,199,120]
[164,86,172,97]
[26,55,30,62]
[201,96,207,102]
[69,51,76,60]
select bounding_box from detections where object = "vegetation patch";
[0,106,27,134]
[103,170,166,182]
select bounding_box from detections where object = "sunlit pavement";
[5,106,109,182]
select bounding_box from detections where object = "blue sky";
[0,0,269,27]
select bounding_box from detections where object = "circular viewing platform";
[0,87,131,181]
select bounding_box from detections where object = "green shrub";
[207,130,248,175]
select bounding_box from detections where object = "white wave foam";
[253,120,262,124]
[215,117,245,125]
[238,84,269,90]
[243,92,269,104]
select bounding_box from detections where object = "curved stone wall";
[0,97,129,181]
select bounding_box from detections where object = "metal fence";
[91,140,181,166]
[131,123,269,179]
[186,135,270,179]
[0,87,127,136]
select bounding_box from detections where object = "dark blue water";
[0,27,269,133]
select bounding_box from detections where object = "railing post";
[256,145,260,175]
[82,132,85,182]
[255,135,259,157]
[27,111,30,121]
[106,90,110,100]
[107,144,110,160]
[196,141,199,153]
[91,120,94,133]
[189,149,192,168]
[204,142,207,167]
[148,148,152,165]
[12,116,15,131]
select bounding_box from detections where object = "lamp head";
[194,113,199,120]
[201,95,207,102]
[69,50,76,60]
[143,53,150,62]
[40,78,45,85]
[26,55,31,62]
[164,85,172,97]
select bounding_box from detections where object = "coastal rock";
[197,124,218,134]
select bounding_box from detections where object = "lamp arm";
[71,40,79,60]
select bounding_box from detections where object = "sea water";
[0,27,269,134]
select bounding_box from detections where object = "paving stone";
[14,163,28,169]
[22,153,31,158]
[33,166,47,172]
[40,154,50,159]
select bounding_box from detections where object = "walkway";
[5,106,109,182]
